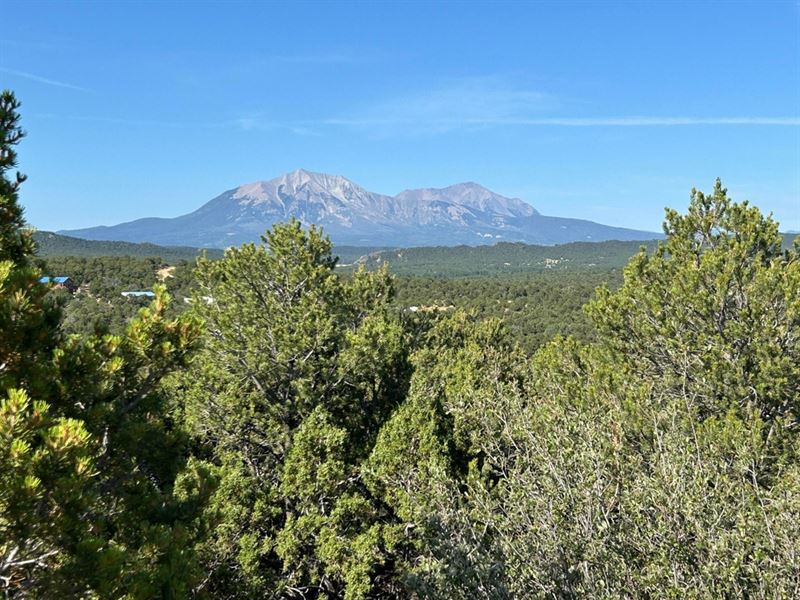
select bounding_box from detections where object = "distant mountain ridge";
[62,169,661,247]
[32,231,224,262]
[32,231,388,266]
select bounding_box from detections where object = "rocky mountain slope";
[62,169,660,247]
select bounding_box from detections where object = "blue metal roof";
[39,276,71,284]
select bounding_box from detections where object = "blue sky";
[2,1,799,232]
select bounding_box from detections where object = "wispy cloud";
[323,78,799,135]
[233,115,320,136]
[30,111,321,137]
[328,112,800,132]
[31,113,196,128]
[327,77,556,135]
[0,67,90,92]
[220,51,379,81]
[0,39,62,51]
[29,80,799,141]
[482,116,800,126]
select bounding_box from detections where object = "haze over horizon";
[2,1,799,233]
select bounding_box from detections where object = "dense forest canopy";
[31,231,224,262]
[40,252,615,353]
[2,90,800,598]
[32,231,387,267]
[347,234,796,278]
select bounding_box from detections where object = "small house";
[39,276,77,293]
[121,291,156,298]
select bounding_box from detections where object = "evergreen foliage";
[366,182,799,598]
[353,239,659,277]
[32,231,224,262]
[0,90,208,598]
[1,88,798,598]
[350,234,795,278]
[587,179,799,428]
[0,92,31,266]
[177,221,412,598]
[393,270,617,352]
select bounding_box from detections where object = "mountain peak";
[231,169,361,204]
[396,181,537,218]
[284,168,325,183]
[61,171,660,248]
[277,169,361,193]
[442,181,489,191]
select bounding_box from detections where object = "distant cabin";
[121,291,156,298]
[39,276,76,293]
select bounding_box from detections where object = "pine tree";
[368,182,800,597]
[0,90,209,597]
[587,179,799,452]
[0,90,94,594]
[180,221,412,598]
[0,91,32,265]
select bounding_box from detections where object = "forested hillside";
[3,91,800,598]
[354,233,798,277]
[39,255,613,354]
[355,239,657,276]
[33,230,383,266]
[394,271,618,351]
[32,231,224,262]
[37,255,194,334]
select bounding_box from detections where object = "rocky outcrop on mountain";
[62,169,659,247]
